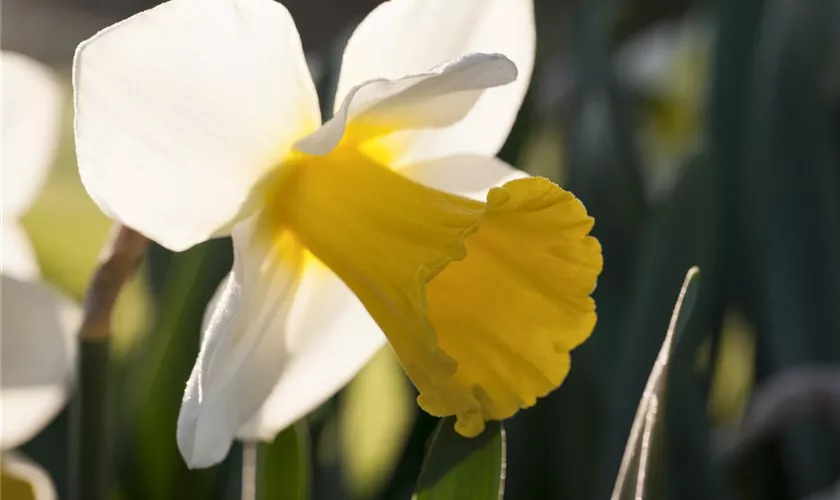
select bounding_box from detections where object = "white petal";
[399,154,528,201]
[198,263,385,444]
[336,0,535,163]
[295,53,517,156]
[73,0,320,252]
[177,217,305,468]
[1,52,62,218]
[1,276,80,450]
[237,265,385,441]
[2,219,40,281]
[615,22,684,94]
[2,452,58,500]
[615,14,713,95]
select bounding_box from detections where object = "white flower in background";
[1,52,81,499]
[1,452,60,500]
[2,53,62,280]
[73,0,603,469]
[615,14,713,199]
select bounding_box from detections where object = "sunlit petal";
[74,0,320,251]
[1,220,40,281]
[296,53,516,158]
[200,264,385,442]
[237,265,385,440]
[1,52,62,218]
[336,0,535,163]
[0,277,80,450]
[177,217,305,468]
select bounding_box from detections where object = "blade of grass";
[611,266,701,500]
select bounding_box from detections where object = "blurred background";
[3,0,840,498]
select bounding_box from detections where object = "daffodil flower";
[2,52,62,281]
[73,0,602,468]
[1,52,80,499]
[1,453,60,500]
[615,14,712,198]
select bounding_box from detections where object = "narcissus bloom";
[2,52,80,499]
[615,14,712,198]
[2,52,62,281]
[73,0,602,468]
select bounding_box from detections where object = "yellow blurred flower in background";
[73,0,602,469]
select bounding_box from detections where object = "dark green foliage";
[728,0,840,496]
[414,419,505,500]
[69,339,111,500]
[254,422,311,500]
[118,239,234,500]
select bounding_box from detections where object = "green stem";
[69,226,149,500]
[69,339,110,500]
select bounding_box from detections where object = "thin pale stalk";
[242,442,260,500]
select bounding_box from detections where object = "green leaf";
[253,421,311,500]
[121,240,232,500]
[558,5,649,497]
[340,348,414,498]
[413,418,506,500]
[610,267,701,500]
[729,0,840,494]
[600,151,724,500]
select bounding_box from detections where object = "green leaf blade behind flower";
[610,266,701,500]
[254,421,311,500]
[413,418,506,500]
